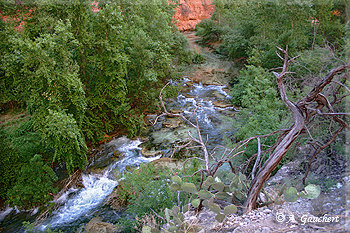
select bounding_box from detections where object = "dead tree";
[243,46,350,212]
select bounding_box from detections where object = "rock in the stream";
[183,93,196,98]
[151,158,183,170]
[162,118,182,128]
[212,101,234,108]
[141,147,162,157]
[104,185,127,212]
[113,150,123,159]
[169,109,184,114]
[185,81,194,86]
[85,217,120,233]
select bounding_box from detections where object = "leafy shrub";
[11,119,43,159]
[195,19,222,44]
[204,0,346,68]
[192,52,205,64]
[231,65,287,139]
[114,163,176,231]
[23,221,62,233]
[0,127,22,199]
[115,161,205,232]
[7,154,57,209]
[37,109,87,173]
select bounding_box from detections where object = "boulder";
[85,217,120,233]
[104,186,127,211]
[212,101,233,108]
[141,147,162,158]
[184,94,196,98]
[185,81,194,86]
[170,109,184,114]
[113,150,123,159]
[162,118,182,128]
[151,158,183,170]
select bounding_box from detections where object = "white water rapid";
[39,136,161,232]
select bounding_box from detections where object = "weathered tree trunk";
[244,47,305,212]
[243,47,350,213]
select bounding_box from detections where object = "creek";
[0,32,237,232]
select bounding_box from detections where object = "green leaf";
[178,212,185,221]
[212,182,225,192]
[239,172,247,182]
[202,176,214,189]
[224,205,237,216]
[173,217,182,225]
[191,198,201,208]
[209,203,221,214]
[223,185,231,192]
[142,226,152,233]
[300,184,321,199]
[171,175,182,185]
[181,182,197,194]
[215,192,231,201]
[215,213,225,222]
[233,191,246,201]
[169,226,178,232]
[230,175,240,191]
[284,187,298,202]
[198,190,213,200]
[170,183,181,191]
[202,200,209,207]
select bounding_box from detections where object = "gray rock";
[85,217,120,233]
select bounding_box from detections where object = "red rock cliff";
[174,0,215,31]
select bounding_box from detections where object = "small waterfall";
[0,206,13,223]
[40,136,161,232]
[40,175,118,230]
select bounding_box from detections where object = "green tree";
[0,128,22,199]
[198,0,345,68]
[38,109,87,173]
[7,154,58,209]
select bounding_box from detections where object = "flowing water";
[0,137,161,233]
[0,32,237,232]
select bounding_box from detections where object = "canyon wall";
[174,0,215,31]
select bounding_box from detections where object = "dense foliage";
[197,0,347,68]
[114,161,202,232]
[0,0,189,208]
[196,0,349,168]
[7,154,57,208]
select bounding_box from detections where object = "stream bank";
[0,31,238,232]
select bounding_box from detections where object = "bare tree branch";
[302,126,345,184]
[251,138,261,180]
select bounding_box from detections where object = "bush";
[192,52,205,64]
[230,64,288,167]
[7,154,57,209]
[195,19,222,44]
[0,127,22,199]
[204,0,346,68]
[37,109,87,173]
[115,161,203,232]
